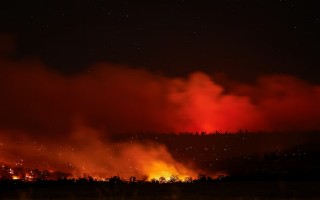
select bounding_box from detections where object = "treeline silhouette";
[2,178,320,199]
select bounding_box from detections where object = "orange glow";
[25,174,33,180]
[12,175,20,180]
[147,161,176,180]
[144,160,192,181]
[0,127,198,181]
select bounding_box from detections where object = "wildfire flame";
[0,127,198,181]
[145,160,192,181]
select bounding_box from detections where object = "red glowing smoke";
[1,55,320,134]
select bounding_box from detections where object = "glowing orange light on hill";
[144,160,188,181]
[25,173,33,180]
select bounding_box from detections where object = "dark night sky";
[1,0,320,83]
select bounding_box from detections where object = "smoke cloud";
[1,57,320,134]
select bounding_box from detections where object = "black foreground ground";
[1,180,320,200]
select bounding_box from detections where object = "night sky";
[1,0,320,82]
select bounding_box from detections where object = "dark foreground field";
[1,180,320,200]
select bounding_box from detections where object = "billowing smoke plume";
[1,56,320,134]
[1,37,320,179]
